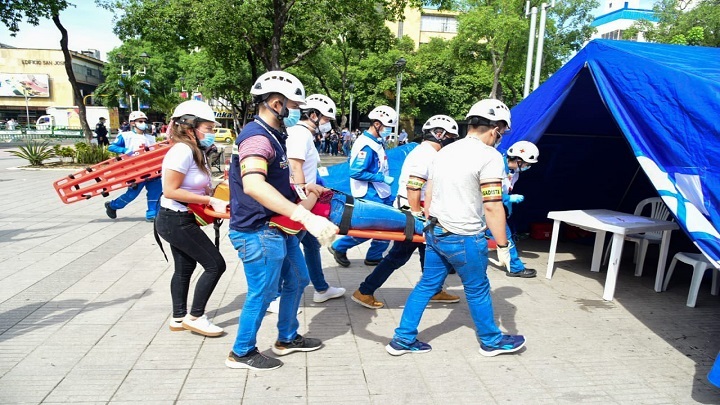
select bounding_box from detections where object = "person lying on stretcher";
[209,182,425,239]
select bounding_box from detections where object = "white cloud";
[0,5,122,61]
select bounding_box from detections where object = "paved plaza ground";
[0,149,719,404]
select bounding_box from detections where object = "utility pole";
[523,2,538,98]
[533,1,555,91]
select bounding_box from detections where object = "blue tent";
[499,39,720,267]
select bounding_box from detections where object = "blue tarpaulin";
[499,39,720,267]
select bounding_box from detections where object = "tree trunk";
[52,13,94,143]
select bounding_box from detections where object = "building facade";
[386,5,460,48]
[590,1,659,41]
[0,45,105,126]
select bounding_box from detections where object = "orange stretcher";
[202,206,427,243]
[53,142,171,204]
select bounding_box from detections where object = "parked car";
[214,127,236,144]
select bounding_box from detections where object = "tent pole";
[616,165,641,211]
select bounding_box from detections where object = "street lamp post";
[394,57,406,139]
[348,83,355,132]
[22,88,31,130]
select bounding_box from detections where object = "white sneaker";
[266,297,280,314]
[168,317,184,332]
[266,297,302,315]
[313,286,346,303]
[181,314,223,337]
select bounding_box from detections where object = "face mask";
[198,132,215,149]
[283,109,301,127]
[380,127,392,138]
[318,121,332,134]
[136,122,147,131]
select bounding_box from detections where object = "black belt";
[424,216,452,236]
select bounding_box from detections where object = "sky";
[0,1,123,61]
[0,0,660,62]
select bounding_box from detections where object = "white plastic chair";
[602,197,673,276]
[662,252,719,307]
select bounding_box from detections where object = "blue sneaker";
[479,335,526,357]
[385,338,432,356]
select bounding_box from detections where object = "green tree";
[625,0,719,47]
[94,39,184,117]
[2,0,96,141]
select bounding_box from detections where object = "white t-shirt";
[397,142,437,203]
[286,124,320,184]
[160,143,211,211]
[428,137,504,235]
[123,131,156,153]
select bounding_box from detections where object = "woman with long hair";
[155,100,228,337]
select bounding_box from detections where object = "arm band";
[240,157,268,177]
[481,181,503,203]
[406,176,426,191]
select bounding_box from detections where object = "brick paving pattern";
[0,150,718,404]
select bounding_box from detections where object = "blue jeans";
[393,226,503,347]
[485,224,525,273]
[298,231,328,292]
[359,241,425,295]
[109,177,162,219]
[229,225,309,356]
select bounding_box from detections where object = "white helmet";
[368,105,397,127]
[250,70,306,103]
[422,115,459,136]
[465,99,512,129]
[303,94,336,119]
[506,140,539,163]
[128,111,147,122]
[171,100,219,124]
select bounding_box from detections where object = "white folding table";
[545,209,679,301]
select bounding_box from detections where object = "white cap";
[250,70,306,103]
[368,105,397,127]
[171,100,219,124]
[466,99,512,129]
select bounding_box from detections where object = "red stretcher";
[203,207,427,243]
[53,142,171,204]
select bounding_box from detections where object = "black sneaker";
[328,246,350,267]
[479,335,526,357]
[506,268,537,278]
[272,334,323,356]
[385,338,432,356]
[225,348,282,371]
[364,258,381,266]
[104,202,117,219]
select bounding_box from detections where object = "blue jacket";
[349,131,391,203]
[349,131,385,184]
[108,132,128,154]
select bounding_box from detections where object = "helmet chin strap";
[264,97,289,128]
